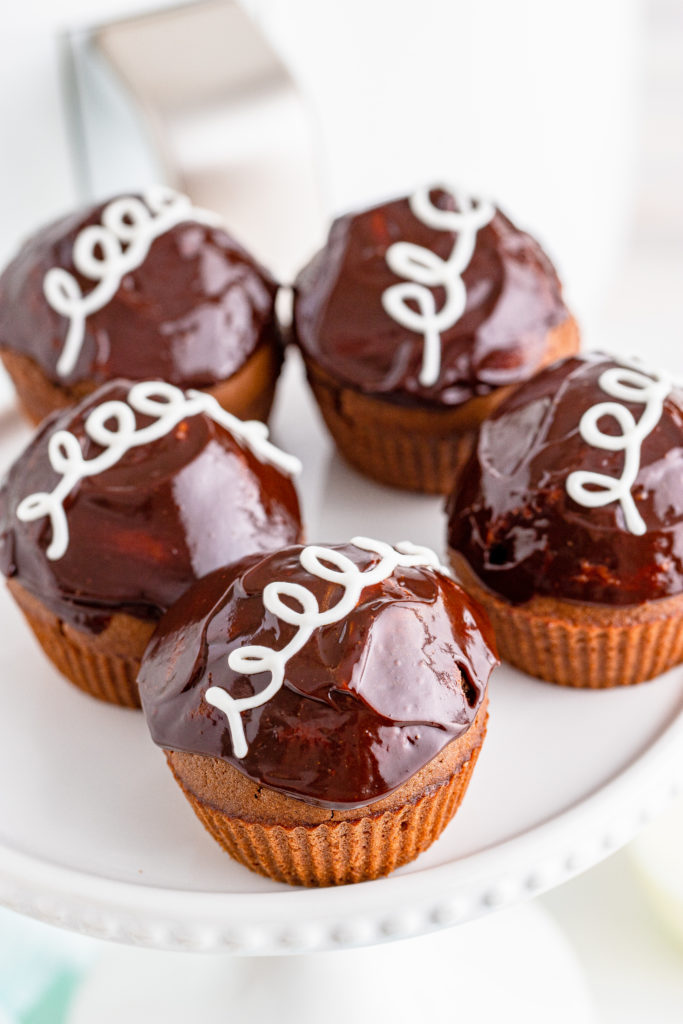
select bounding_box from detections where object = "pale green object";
[0,908,94,1023]
[630,794,683,953]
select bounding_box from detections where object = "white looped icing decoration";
[205,537,442,758]
[565,364,675,535]
[16,381,301,561]
[381,184,494,387]
[43,185,223,378]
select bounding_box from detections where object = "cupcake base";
[0,336,282,427]
[165,698,488,886]
[8,579,154,707]
[303,317,580,495]
[450,552,683,688]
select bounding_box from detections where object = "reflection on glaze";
[43,186,222,376]
[382,185,494,386]
[447,354,683,606]
[566,364,674,535]
[205,538,440,757]
[138,543,498,807]
[0,381,303,630]
[293,189,571,407]
[16,381,301,560]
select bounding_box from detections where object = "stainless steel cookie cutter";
[63,0,326,280]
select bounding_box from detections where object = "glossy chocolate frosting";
[0,381,302,631]
[293,188,571,408]
[0,193,279,387]
[139,542,498,808]
[447,354,683,606]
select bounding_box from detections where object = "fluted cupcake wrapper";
[1,337,280,427]
[303,318,580,496]
[305,364,476,495]
[170,746,483,887]
[450,554,683,688]
[0,349,93,425]
[32,618,141,707]
[8,580,151,708]
[490,603,683,688]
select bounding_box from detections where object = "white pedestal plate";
[0,356,680,1018]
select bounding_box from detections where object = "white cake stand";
[0,354,681,976]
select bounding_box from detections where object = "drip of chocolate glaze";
[447,354,683,606]
[138,543,498,808]
[0,381,302,631]
[293,189,570,408]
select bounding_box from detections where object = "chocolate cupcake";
[447,353,683,687]
[292,183,579,494]
[0,379,302,707]
[138,537,498,886]
[0,186,282,424]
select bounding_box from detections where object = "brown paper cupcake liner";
[1,335,281,427]
[170,745,483,886]
[8,579,153,707]
[451,552,683,688]
[306,363,479,494]
[303,317,580,495]
[0,349,93,426]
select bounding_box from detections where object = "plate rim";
[1,370,682,954]
[0,693,681,955]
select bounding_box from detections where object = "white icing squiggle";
[16,381,301,561]
[566,364,674,535]
[381,184,494,387]
[205,537,441,758]
[43,185,223,377]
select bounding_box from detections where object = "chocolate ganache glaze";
[0,380,302,632]
[293,186,571,408]
[0,188,279,388]
[139,540,498,808]
[447,353,683,606]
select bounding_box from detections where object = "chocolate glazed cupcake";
[0,186,282,425]
[138,538,498,886]
[0,379,302,707]
[448,353,683,687]
[292,184,579,494]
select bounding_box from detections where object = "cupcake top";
[138,537,498,808]
[447,353,683,605]
[0,380,302,630]
[293,184,571,408]
[0,186,279,388]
